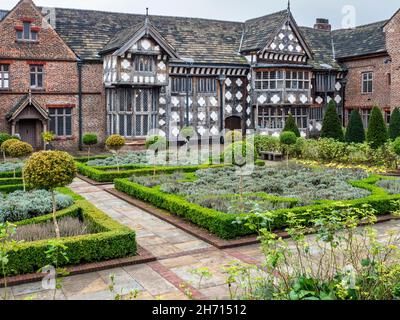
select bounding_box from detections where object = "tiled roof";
[241,10,288,52]
[332,20,387,59]
[53,8,246,64]
[0,6,390,65]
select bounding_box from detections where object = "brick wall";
[342,55,391,111]
[385,10,400,109]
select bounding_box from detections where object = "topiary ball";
[7,141,33,158]
[1,139,21,155]
[24,151,77,190]
[105,135,125,151]
[222,141,257,166]
[145,135,167,150]
[280,131,298,146]
[180,126,196,140]
[83,133,98,146]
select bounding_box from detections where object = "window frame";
[197,78,217,93]
[0,64,10,90]
[134,56,155,73]
[17,22,38,42]
[171,77,193,94]
[361,72,373,94]
[29,64,44,89]
[255,70,310,92]
[49,108,73,137]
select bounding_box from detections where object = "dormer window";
[16,21,38,42]
[134,56,154,72]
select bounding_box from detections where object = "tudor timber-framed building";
[0,0,399,150]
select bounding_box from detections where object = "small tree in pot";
[105,135,125,172]
[280,131,297,168]
[42,131,55,151]
[83,133,98,161]
[24,151,76,238]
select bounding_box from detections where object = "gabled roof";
[332,20,387,60]
[6,94,49,121]
[101,18,180,59]
[241,10,288,52]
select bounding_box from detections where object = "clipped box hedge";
[5,199,137,276]
[77,162,225,183]
[114,175,400,240]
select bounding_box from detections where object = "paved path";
[2,179,400,300]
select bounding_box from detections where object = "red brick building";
[0,0,399,151]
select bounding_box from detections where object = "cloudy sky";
[1,0,398,29]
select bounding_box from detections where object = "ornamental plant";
[83,133,98,160]
[321,100,344,141]
[283,113,301,137]
[367,107,388,149]
[280,131,297,167]
[42,131,55,151]
[7,141,33,188]
[0,133,12,163]
[345,109,365,143]
[105,135,125,172]
[145,135,167,177]
[388,108,400,140]
[1,139,20,161]
[24,151,77,238]
[180,126,196,154]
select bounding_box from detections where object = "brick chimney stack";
[314,18,332,31]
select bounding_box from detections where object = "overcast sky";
[1,0,399,29]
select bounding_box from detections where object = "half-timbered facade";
[1,0,400,150]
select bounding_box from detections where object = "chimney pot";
[314,18,331,31]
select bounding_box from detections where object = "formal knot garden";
[1,104,400,301]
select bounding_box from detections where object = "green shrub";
[24,151,76,190]
[321,101,344,141]
[83,133,98,147]
[7,141,33,159]
[0,133,12,146]
[283,113,300,137]
[280,132,297,146]
[345,109,365,143]
[389,108,400,140]
[254,135,280,154]
[145,135,167,150]
[367,107,388,149]
[105,135,125,151]
[1,139,21,155]
[4,199,137,276]
[180,126,196,140]
[392,137,400,157]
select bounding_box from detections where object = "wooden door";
[19,119,37,148]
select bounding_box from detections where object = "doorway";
[225,115,242,131]
[18,119,40,149]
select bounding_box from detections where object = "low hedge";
[0,170,22,178]
[4,199,137,276]
[74,155,112,163]
[77,162,225,182]
[0,177,23,186]
[114,175,400,240]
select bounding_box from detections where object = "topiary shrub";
[280,132,297,167]
[321,100,344,141]
[41,131,55,151]
[0,133,12,147]
[283,113,301,137]
[1,139,21,155]
[7,141,33,185]
[146,135,167,176]
[83,133,98,160]
[345,109,365,143]
[105,135,125,172]
[389,108,400,140]
[24,151,77,238]
[367,107,388,149]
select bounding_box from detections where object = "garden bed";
[114,164,400,239]
[2,193,137,276]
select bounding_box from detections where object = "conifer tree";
[283,113,301,137]
[388,108,400,140]
[367,106,388,149]
[320,100,344,141]
[345,109,365,143]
